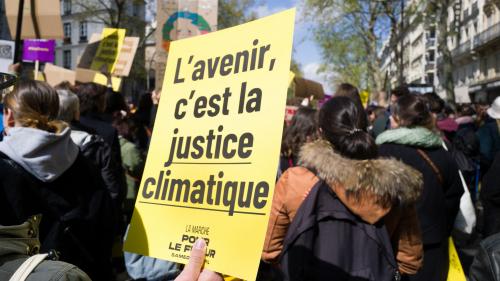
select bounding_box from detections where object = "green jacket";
[119,137,145,201]
[0,215,91,281]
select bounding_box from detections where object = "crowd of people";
[0,73,499,281]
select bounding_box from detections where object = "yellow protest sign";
[447,237,466,281]
[124,9,295,280]
[360,90,370,108]
[75,68,122,92]
[90,28,126,73]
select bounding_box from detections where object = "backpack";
[0,153,116,281]
[279,180,400,281]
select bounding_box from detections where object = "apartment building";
[382,0,500,103]
[380,0,438,94]
[450,0,500,103]
[56,0,145,70]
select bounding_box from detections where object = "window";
[79,21,87,42]
[133,3,140,17]
[63,23,71,44]
[429,27,436,39]
[63,0,71,15]
[427,73,434,85]
[63,50,71,69]
[428,50,435,62]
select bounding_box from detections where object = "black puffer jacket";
[469,232,500,281]
[71,121,127,206]
[480,151,500,236]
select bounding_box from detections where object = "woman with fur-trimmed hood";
[262,97,424,281]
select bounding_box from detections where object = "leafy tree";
[305,0,409,102]
[217,0,256,30]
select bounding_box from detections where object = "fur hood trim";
[299,140,423,205]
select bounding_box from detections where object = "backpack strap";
[416,149,443,185]
[9,254,48,281]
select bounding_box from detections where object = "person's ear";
[3,108,15,132]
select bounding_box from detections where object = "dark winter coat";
[0,151,116,281]
[378,143,462,244]
[469,232,500,281]
[480,152,500,237]
[477,117,500,170]
[377,127,463,281]
[71,121,127,207]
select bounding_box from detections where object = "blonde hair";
[4,80,66,133]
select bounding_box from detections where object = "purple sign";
[22,39,56,63]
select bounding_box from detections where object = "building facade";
[450,0,500,103]
[55,0,145,71]
[381,0,500,103]
[380,0,438,94]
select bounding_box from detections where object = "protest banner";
[5,0,63,39]
[113,37,140,77]
[0,40,15,73]
[447,237,466,281]
[155,0,218,90]
[90,28,126,74]
[44,63,75,87]
[79,32,138,77]
[124,9,295,280]
[22,39,55,63]
[77,33,102,69]
[76,68,122,92]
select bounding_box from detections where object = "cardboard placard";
[5,0,63,39]
[22,39,55,63]
[113,37,139,77]
[124,9,295,280]
[0,40,15,73]
[155,0,218,90]
[79,33,138,77]
[44,63,76,87]
[75,68,122,92]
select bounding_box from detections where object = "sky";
[248,0,332,93]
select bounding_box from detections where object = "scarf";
[375,127,443,148]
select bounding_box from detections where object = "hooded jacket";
[0,125,116,281]
[262,140,424,275]
[0,215,91,281]
[0,126,78,182]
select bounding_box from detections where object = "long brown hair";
[4,80,65,133]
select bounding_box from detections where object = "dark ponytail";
[319,96,377,160]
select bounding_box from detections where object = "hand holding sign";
[175,239,223,281]
[125,9,295,280]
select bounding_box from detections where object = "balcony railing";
[425,62,436,72]
[474,21,500,48]
[426,38,436,48]
[452,40,471,57]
